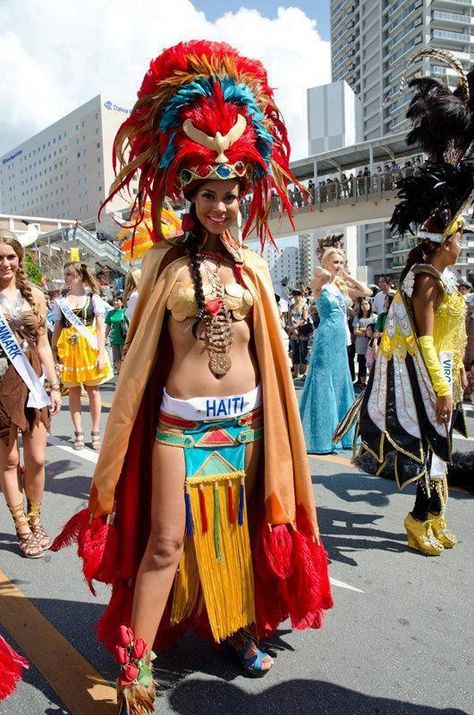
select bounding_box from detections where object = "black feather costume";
[391,48,474,239]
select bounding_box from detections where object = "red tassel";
[227,480,236,524]
[198,485,208,534]
[50,508,89,552]
[0,636,28,701]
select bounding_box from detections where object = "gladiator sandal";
[8,503,44,559]
[27,500,51,550]
[404,513,444,557]
[115,626,156,715]
[91,431,101,451]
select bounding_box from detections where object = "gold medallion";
[209,353,231,375]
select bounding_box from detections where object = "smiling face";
[322,250,345,278]
[0,241,21,283]
[192,179,241,235]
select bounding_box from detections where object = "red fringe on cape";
[0,636,28,701]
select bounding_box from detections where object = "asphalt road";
[0,379,472,715]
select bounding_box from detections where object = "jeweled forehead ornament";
[179,115,252,189]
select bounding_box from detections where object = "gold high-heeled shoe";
[429,513,457,548]
[404,513,444,556]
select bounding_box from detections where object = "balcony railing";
[240,173,401,223]
[433,9,471,24]
[432,28,471,42]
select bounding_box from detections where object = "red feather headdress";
[102,40,299,248]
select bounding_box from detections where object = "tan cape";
[88,243,320,538]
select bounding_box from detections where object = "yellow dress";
[56,296,113,388]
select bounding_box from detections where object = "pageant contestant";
[0,231,61,558]
[51,262,112,450]
[300,241,371,454]
[53,41,332,714]
[336,49,472,556]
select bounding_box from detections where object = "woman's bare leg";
[130,440,186,649]
[85,385,101,434]
[0,427,22,511]
[68,386,82,433]
[22,423,48,504]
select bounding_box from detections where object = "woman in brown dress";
[0,231,61,558]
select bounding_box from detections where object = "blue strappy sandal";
[222,636,273,678]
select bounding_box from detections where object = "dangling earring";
[236,209,243,245]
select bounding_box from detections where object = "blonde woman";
[300,247,371,454]
[0,231,60,558]
[51,262,112,450]
[123,269,141,323]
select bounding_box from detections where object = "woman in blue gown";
[300,248,372,454]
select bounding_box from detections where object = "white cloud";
[0,0,330,159]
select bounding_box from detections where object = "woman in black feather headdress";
[336,49,473,556]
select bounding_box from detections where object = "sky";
[196,0,330,38]
[0,0,331,160]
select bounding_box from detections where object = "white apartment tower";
[332,0,474,142]
[331,0,474,279]
[0,95,137,223]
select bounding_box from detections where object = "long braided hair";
[185,204,207,339]
[0,232,39,314]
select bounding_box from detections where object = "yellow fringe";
[171,473,255,642]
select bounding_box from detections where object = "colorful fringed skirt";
[57,325,113,387]
[155,397,263,642]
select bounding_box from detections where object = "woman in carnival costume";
[300,237,371,454]
[53,41,333,714]
[336,49,473,556]
[0,231,61,558]
[51,262,113,450]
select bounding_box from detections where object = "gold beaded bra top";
[166,279,253,322]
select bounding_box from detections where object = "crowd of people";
[239,156,425,217]
[0,41,472,715]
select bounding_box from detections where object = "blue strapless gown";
[300,286,355,453]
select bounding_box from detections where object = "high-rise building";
[331,0,473,142]
[331,0,474,279]
[0,95,137,224]
[261,243,299,286]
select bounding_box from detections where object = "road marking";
[453,435,474,442]
[48,436,99,464]
[311,453,353,467]
[330,577,364,594]
[0,569,116,714]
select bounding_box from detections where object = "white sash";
[57,298,98,350]
[0,313,50,409]
[439,351,453,393]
